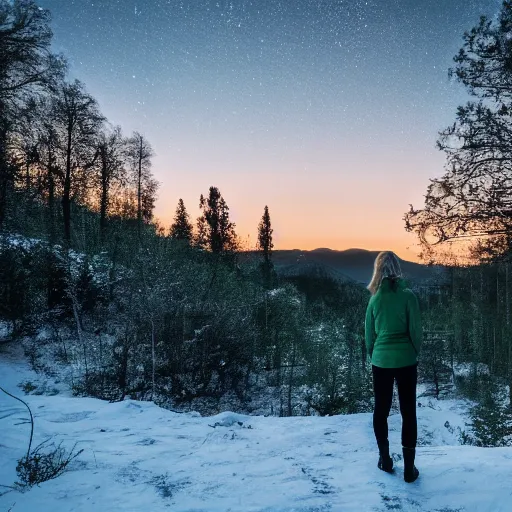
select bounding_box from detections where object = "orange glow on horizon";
[150,144,435,266]
[153,206,424,263]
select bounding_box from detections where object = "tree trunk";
[137,138,142,241]
[450,331,455,384]
[71,293,88,391]
[0,172,7,229]
[506,263,510,405]
[492,325,496,375]
[25,159,31,191]
[109,235,119,302]
[361,332,366,372]
[0,126,9,229]
[62,122,73,242]
[119,338,129,401]
[509,336,512,409]
[434,358,439,399]
[100,150,109,242]
[507,262,512,408]
[151,317,156,401]
[287,341,296,417]
[99,331,104,392]
[46,139,56,242]
[347,334,354,411]
[274,328,281,387]
[495,263,499,374]
[470,273,476,363]
[480,266,484,364]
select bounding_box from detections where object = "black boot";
[377,439,394,473]
[402,447,419,483]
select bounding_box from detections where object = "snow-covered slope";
[1,344,511,512]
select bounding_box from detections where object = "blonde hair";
[367,251,403,296]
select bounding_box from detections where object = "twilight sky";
[38,0,500,261]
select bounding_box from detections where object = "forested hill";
[267,248,448,285]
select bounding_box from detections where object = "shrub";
[15,440,84,489]
[19,381,37,394]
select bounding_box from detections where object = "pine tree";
[258,206,273,262]
[218,197,238,253]
[194,215,208,250]
[258,205,275,288]
[169,198,193,242]
[197,187,238,254]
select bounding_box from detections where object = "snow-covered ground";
[1,343,511,512]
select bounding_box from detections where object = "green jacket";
[365,277,422,368]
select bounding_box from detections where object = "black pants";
[372,363,418,449]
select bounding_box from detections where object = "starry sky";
[37,0,501,261]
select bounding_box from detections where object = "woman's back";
[365,277,421,369]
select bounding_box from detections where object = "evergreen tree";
[169,198,193,242]
[258,205,275,288]
[258,205,274,260]
[219,197,237,252]
[197,186,238,254]
[194,214,208,250]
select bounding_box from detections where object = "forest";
[1,0,512,451]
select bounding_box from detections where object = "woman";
[365,251,422,483]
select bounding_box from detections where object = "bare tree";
[50,80,104,242]
[0,1,65,101]
[404,3,512,262]
[96,126,126,241]
[125,132,155,241]
[0,0,66,228]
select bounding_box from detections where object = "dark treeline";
[0,0,157,246]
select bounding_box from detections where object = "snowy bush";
[15,440,84,489]
[455,371,512,447]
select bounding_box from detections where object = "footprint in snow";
[380,494,423,512]
[116,463,152,484]
[380,493,402,510]
[47,411,95,423]
[300,465,336,495]
[137,437,157,446]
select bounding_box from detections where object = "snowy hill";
[1,344,511,512]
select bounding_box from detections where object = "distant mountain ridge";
[271,248,448,286]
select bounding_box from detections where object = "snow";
[0,234,42,251]
[0,321,11,342]
[1,343,512,512]
[0,233,119,287]
[453,362,490,377]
